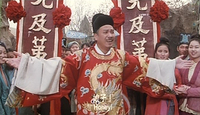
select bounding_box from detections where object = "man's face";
[94,25,115,53]
[177,44,189,57]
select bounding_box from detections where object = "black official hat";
[92,13,114,33]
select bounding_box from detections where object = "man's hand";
[3,51,22,69]
[175,55,193,69]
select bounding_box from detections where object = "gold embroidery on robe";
[133,56,148,87]
[5,87,23,107]
[91,48,115,60]
[89,60,123,91]
[82,50,126,114]
[60,60,68,88]
[82,80,123,114]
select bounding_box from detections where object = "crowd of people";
[61,41,90,59]
[0,13,200,115]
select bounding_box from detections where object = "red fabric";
[116,28,121,49]
[16,0,23,51]
[57,28,63,57]
[14,47,175,115]
[111,0,122,49]
[154,0,161,48]
[6,1,26,23]
[149,1,169,23]
[124,58,180,115]
[16,48,137,114]
[50,99,61,115]
[145,94,179,115]
[109,7,125,30]
[52,4,71,29]
[51,1,65,114]
[175,69,182,86]
[112,0,118,6]
[15,108,18,115]
[109,6,124,49]
[157,23,161,42]
[144,69,181,115]
[145,96,162,115]
[123,57,165,98]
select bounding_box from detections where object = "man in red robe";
[4,13,192,115]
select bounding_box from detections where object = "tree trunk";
[0,0,16,50]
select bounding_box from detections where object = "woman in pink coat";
[174,34,200,115]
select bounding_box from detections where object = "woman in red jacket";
[145,37,181,115]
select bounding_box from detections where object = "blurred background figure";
[67,41,80,53]
[81,42,90,49]
[61,38,68,59]
[67,41,80,115]
[89,40,96,47]
[7,48,15,58]
[1,46,34,115]
[65,48,72,57]
[177,34,190,60]
[0,42,16,115]
[61,45,67,59]
[5,48,15,71]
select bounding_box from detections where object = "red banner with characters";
[17,0,62,59]
[120,0,158,58]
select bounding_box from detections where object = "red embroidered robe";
[7,46,171,115]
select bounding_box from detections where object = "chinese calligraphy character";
[29,13,51,33]
[129,15,150,34]
[100,94,107,102]
[31,0,53,9]
[132,38,147,58]
[32,36,47,58]
[127,0,147,11]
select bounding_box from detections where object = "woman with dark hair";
[145,37,181,115]
[0,42,16,115]
[174,34,200,115]
[154,37,171,59]
[0,43,34,115]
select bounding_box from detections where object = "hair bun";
[160,37,169,44]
